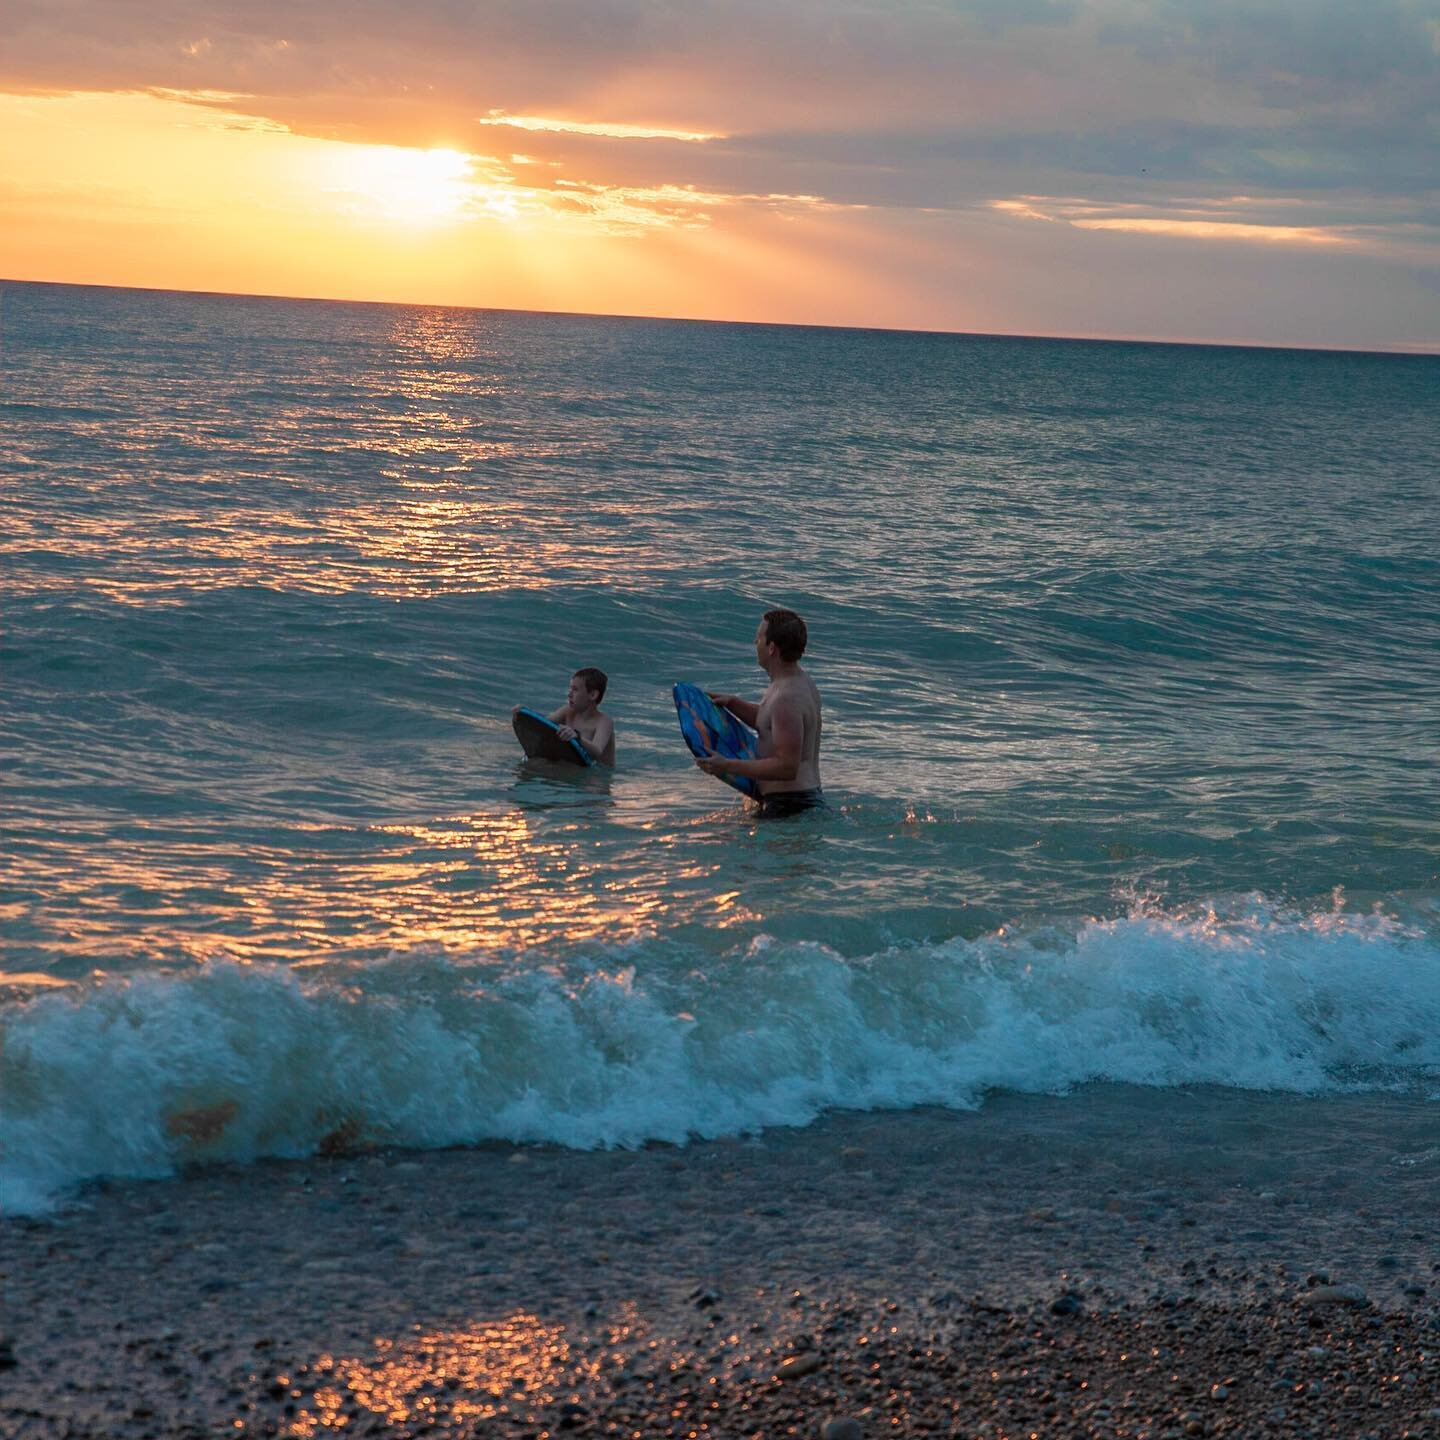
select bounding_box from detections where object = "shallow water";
[2,280,1437,1210]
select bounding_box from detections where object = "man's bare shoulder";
[775,671,820,704]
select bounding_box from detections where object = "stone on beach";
[1300,1284,1369,1307]
[776,1352,823,1380]
[6,1095,1440,1439]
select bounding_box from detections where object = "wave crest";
[3,895,1436,1213]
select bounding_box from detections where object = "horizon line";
[3,273,1437,361]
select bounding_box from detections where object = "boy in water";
[547,667,616,766]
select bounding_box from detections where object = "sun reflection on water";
[7,299,705,604]
[6,806,754,975]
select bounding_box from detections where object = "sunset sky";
[2,0,1438,349]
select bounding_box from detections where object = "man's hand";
[556,725,578,742]
[710,691,760,728]
[695,754,730,776]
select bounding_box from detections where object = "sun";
[320,144,479,226]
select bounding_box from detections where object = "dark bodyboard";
[512,707,593,766]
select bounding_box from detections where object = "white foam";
[3,895,1436,1213]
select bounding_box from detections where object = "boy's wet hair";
[574,666,608,701]
[763,608,808,662]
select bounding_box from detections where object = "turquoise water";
[3,280,1438,1210]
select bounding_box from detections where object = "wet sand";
[4,1085,1438,1438]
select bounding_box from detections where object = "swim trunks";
[756,788,827,819]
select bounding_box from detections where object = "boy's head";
[568,666,608,709]
[757,608,807,666]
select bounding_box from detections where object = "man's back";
[756,669,822,794]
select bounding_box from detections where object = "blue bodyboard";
[512,706,593,766]
[673,683,760,798]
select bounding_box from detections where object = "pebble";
[9,1108,1440,1440]
[776,1353,823,1380]
[1300,1284,1368,1307]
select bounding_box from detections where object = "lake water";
[3,279,1437,1212]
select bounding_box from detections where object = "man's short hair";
[573,666,608,701]
[762,608,808,663]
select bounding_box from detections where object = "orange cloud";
[1072,217,1352,247]
[992,196,1360,250]
[479,112,723,144]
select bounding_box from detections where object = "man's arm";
[548,706,569,723]
[709,692,760,728]
[698,701,801,782]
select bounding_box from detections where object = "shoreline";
[4,1085,1437,1437]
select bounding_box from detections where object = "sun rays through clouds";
[1,1,1437,346]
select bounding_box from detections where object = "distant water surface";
[2,280,1437,1211]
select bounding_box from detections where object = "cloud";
[1,1,1437,341]
[1070,217,1352,246]
[478,112,723,143]
[541,179,843,236]
[1097,0,1440,99]
[5,2,1430,141]
[1,3,1431,217]
[989,189,1440,265]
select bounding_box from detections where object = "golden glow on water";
[55,500,568,605]
[0,971,73,989]
[13,289,703,604]
[7,806,757,973]
[285,1315,599,1434]
[319,498,563,595]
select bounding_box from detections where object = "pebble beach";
[6,1085,1437,1439]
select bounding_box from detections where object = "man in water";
[531,667,616,765]
[700,608,824,816]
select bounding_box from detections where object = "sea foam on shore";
[4,894,1436,1214]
